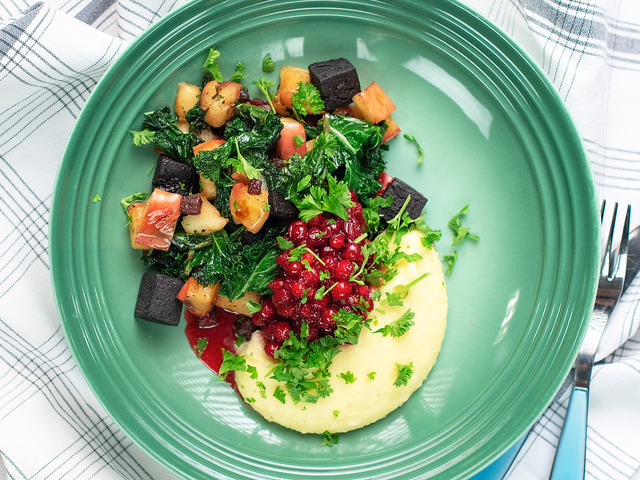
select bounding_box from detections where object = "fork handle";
[549,386,588,479]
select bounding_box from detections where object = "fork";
[549,200,631,480]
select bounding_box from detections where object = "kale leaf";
[140,107,201,164]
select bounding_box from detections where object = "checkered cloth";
[0,1,638,478]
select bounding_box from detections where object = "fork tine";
[613,204,631,279]
[602,202,618,278]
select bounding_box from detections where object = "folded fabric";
[0,0,638,479]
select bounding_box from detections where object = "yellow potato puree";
[235,230,447,434]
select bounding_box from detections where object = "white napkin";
[0,1,638,479]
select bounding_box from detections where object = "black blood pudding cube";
[134,271,184,326]
[379,178,428,222]
[268,189,298,220]
[152,154,200,195]
[308,58,361,111]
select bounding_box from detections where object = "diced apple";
[215,291,262,316]
[275,66,311,111]
[198,128,218,142]
[332,104,364,119]
[277,117,307,160]
[382,116,401,144]
[177,277,221,317]
[126,203,151,250]
[176,117,190,134]
[174,82,201,118]
[200,80,243,128]
[199,175,217,200]
[229,183,269,234]
[352,82,396,124]
[135,189,182,251]
[181,193,228,234]
[231,170,250,185]
[193,139,225,156]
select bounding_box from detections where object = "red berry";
[260,300,276,319]
[291,281,306,297]
[274,321,292,342]
[264,341,281,358]
[342,242,363,263]
[307,214,324,227]
[272,288,292,305]
[285,261,303,276]
[322,256,338,273]
[288,220,308,243]
[332,281,352,300]
[307,227,325,246]
[299,268,320,286]
[329,233,345,250]
[320,308,337,326]
[335,260,354,281]
[269,279,284,292]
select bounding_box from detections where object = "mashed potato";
[235,229,447,434]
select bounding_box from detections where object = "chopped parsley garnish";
[246,300,263,315]
[192,338,208,358]
[270,309,363,404]
[92,194,101,203]
[291,82,324,120]
[404,133,424,164]
[295,175,353,222]
[262,53,275,72]
[218,348,247,380]
[202,46,223,82]
[253,77,276,112]
[338,371,356,384]
[449,204,479,246]
[394,362,414,387]
[273,386,286,404]
[333,410,340,418]
[374,309,415,337]
[367,372,377,380]
[229,61,247,83]
[321,431,339,447]
[443,252,458,275]
[130,129,155,146]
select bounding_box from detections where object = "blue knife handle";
[549,386,588,479]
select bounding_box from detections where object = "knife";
[471,223,640,480]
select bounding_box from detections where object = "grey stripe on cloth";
[0,2,42,57]
[75,0,116,25]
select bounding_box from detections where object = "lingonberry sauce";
[252,192,376,358]
[184,308,240,385]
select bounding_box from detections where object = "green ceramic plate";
[50,0,600,478]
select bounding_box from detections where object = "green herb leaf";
[262,53,275,72]
[394,362,414,387]
[130,129,155,146]
[192,338,208,358]
[291,82,324,119]
[321,431,339,447]
[229,61,247,83]
[246,300,262,315]
[202,46,223,82]
[218,348,247,379]
[92,194,101,203]
[367,372,377,380]
[120,192,149,213]
[277,236,294,250]
[273,386,286,404]
[404,133,424,164]
[443,252,458,275]
[253,77,275,112]
[338,371,356,384]
[449,204,480,246]
[374,309,415,337]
